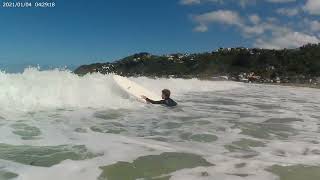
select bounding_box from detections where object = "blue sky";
[0,0,319,68]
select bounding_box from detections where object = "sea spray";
[0,68,242,115]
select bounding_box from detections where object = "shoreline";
[242,81,320,89]
[202,78,320,89]
[263,82,320,89]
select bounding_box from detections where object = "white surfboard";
[113,75,160,103]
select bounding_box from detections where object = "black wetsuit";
[146,98,177,107]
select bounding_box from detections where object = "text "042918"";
[2,2,56,8]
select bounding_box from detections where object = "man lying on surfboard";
[142,89,177,107]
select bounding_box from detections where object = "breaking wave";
[0,68,242,113]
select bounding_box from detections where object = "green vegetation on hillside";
[74,44,320,84]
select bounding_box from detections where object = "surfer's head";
[162,89,171,99]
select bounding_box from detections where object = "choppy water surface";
[0,69,320,180]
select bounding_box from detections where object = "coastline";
[194,76,320,89]
[74,45,320,90]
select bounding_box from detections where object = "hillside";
[74,44,320,85]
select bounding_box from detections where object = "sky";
[0,0,319,68]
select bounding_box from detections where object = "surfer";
[142,89,177,107]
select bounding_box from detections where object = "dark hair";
[162,89,171,98]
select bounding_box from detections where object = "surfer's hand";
[141,95,147,100]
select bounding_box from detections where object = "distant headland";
[74,44,320,88]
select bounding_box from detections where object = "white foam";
[0,68,242,116]
[0,68,134,114]
[132,76,243,97]
[1,68,320,180]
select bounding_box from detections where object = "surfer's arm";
[141,96,164,104]
[145,98,164,104]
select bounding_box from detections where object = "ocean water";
[0,68,320,180]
